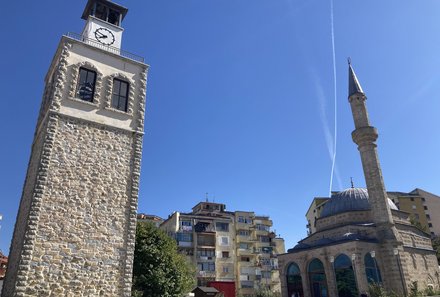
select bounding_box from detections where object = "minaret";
[2,1,148,296]
[348,62,396,240]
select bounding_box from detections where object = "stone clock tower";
[3,1,148,296]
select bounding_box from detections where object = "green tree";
[132,222,196,297]
[431,236,440,264]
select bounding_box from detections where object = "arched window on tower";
[364,253,382,284]
[111,78,129,112]
[334,254,358,297]
[76,67,97,102]
[308,259,328,297]
[287,262,304,297]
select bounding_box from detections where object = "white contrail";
[328,0,338,197]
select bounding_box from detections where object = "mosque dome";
[320,187,398,218]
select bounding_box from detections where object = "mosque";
[278,64,439,297]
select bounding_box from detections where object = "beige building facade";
[3,1,148,296]
[278,64,439,297]
[160,201,285,297]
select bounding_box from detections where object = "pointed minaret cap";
[348,58,364,97]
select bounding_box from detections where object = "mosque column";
[352,252,369,295]
[323,257,338,297]
[300,262,312,297]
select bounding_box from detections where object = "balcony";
[65,32,144,63]
[194,222,215,233]
[198,271,216,278]
[237,248,255,256]
[197,255,215,261]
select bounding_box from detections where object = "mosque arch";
[364,253,382,284]
[334,254,358,297]
[286,262,304,297]
[308,258,328,297]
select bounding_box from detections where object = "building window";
[426,214,431,220]
[223,266,229,273]
[410,197,415,201]
[219,236,229,246]
[216,222,229,232]
[258,235,270,242]
[287,262,303,297]
[424,206,428,210]
[308,258,328,296]
[238,216,252,224]
[176,232,192,242]
[76,68,96,101]
[412,205,417,210]
[256,224,270,231]
[198,262,215,271]
[334,254,358,297]
[238,230,249,236]
[365,253,382,284]
[239,243,249,250]
[197,249,215,257]
[422,198,426,202]
[222,251,229,258]
[111,79,129,112]
[429,223,433,228]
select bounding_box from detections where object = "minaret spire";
[347,61,396,240]
[348,59,364,97]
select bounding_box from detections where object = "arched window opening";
[334,254,358,297]
[287,262,304,297]
[308,259,328,297]
[364,253,382,284]
[76,67,97,102]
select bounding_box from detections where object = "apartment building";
[160,201,284,296]
[137,213,164,227]
[305,188,440,236]
[388,188,440,237]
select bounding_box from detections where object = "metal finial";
[348,57,352,65]
[350,177,354,188]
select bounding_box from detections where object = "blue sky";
[1,0,440,254]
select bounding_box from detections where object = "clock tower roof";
[81,0,128,26]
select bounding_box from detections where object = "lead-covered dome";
[320,187,397,218]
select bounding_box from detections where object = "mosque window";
[334,254,358,297]
[308,259,328,297]
[364,253,382,284]
[111,78,129,112]
[76,68,96,102]
[286,263,304,297]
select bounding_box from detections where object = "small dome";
[320,188,397,218]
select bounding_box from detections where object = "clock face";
[94,27,115,46]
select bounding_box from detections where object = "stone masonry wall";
[21,115,134,296]
[2,117,50,297]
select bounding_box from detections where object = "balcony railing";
[65,32,145,63]
[198,271,216,278]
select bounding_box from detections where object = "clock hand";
[96,32,107,38]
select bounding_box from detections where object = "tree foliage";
[132,222,196,297]
[431,236,440,264]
